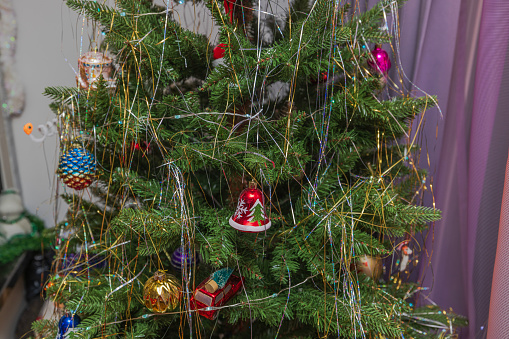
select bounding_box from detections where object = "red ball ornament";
[368,45,391,74]
[311,72,328,84]
[213,44,226,60]
[212,44,227,68]
[229,182,271,232]
[131,140,151,152]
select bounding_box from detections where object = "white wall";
[12,0,83,226]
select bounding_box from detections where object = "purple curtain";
[349,1,509,337]
[484,4,509,337]
[347,1,509,337]
[488,151,509,337]
[406,0,509,338]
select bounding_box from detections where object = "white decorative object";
[0,190,32,245]
[25,117,59,143]
[399,245,413,272]
[0,0,25,115]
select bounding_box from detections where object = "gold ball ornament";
[356,255,382,279]
[143,270,182,313]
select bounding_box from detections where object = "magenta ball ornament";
[368,45,391,74]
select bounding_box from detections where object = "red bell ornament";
[229,182,271,232]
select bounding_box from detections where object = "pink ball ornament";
[368,45,391,74]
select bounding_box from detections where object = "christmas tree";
[34,0,467,338]
[248,200,265,225]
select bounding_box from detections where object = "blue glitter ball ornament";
[57,314,81,339]
[171,247,199,271]
[57,147,96,190]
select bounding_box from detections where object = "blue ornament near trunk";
[57,313,81,339]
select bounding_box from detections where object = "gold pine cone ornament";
[143,270,182,312]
